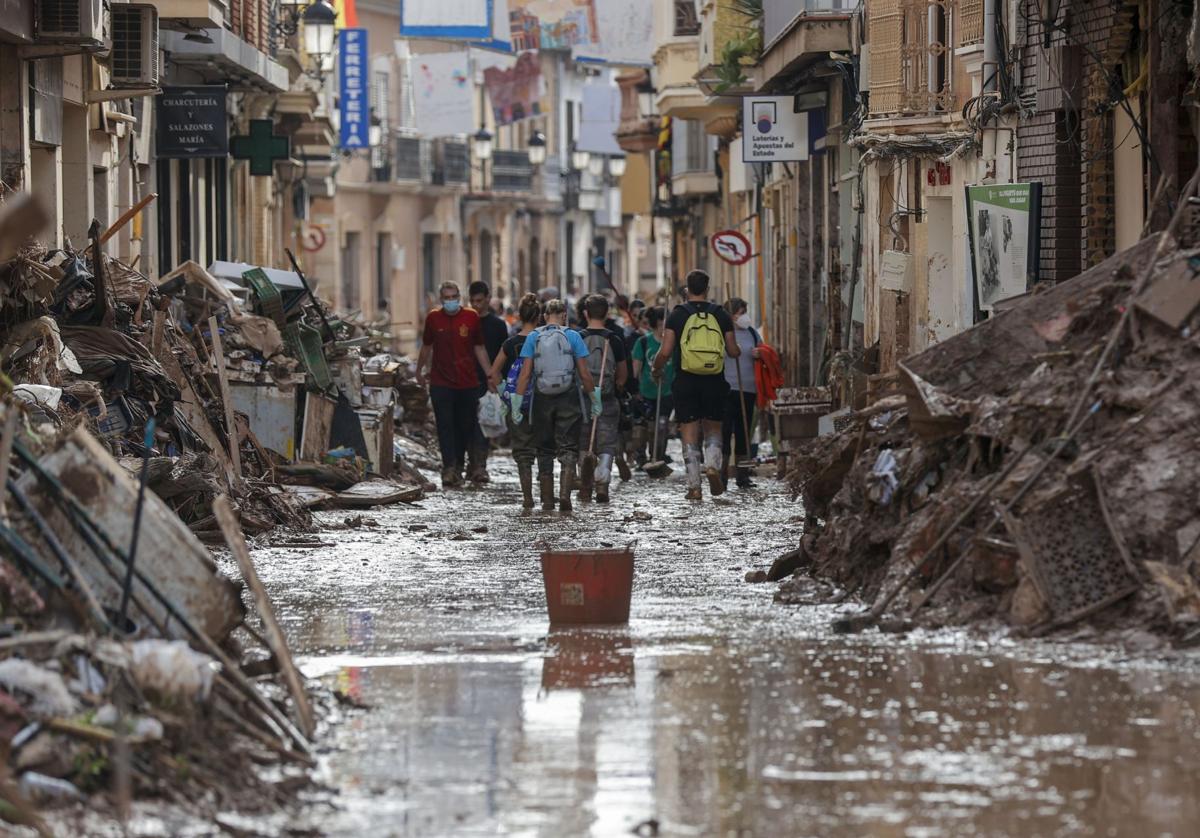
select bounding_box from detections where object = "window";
[530,235,541,289]
[342,231,361,311]
[376,232,392,310]
[422,233,439,301]
[480,230,493,288]
[674,0,700,37]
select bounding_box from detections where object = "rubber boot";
[595,454,613,503]
[579,457,595,503]
[684,444,703,501]
[615,453,632,481]
[736,466,754,489]
[704,437,725,497]
[518,464,535,509]
[539,474,557,511]
[559,461,575,512]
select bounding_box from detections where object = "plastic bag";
[478,391,508,439]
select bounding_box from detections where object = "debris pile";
[779,231,1200,641]
[0,195,434,828]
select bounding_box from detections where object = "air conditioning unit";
[36,0,108,46]
[110,4,160,87]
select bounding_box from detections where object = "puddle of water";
[241,454,1200,837]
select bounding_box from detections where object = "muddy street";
[239,456,1200,837]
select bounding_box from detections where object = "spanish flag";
[333,0,358,28]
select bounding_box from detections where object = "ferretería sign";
[156,86,229,158]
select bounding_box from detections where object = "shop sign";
[339,28,369,149]
[742,95,808,163]
[156,86,228,158]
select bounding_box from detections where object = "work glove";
[590,387,603,419]
[511,393,524,424]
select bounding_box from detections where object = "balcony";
[757,0,854,90]
[491,150,534,193]
[616,71,658,154]
[160,24,287,92]
[653,1,706,120]
[671,118,719,196]
[867,0,978,120]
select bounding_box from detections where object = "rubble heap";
[779,231,1200,641]
[0,195,434,828]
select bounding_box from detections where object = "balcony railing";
[869,0,973,118]
[765,0,856,47]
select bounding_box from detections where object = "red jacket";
[754,343,783,410]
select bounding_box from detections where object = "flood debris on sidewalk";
[0,196,447,828]
[774,225,1200,643]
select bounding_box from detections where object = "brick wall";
[1017,0,1137,279]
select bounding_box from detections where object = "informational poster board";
[741,95,808,163]
[965,183,1043,312]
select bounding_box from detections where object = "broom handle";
[651,379,663,458]
[587,337,611,456]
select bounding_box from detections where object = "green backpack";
[679,304,725,375]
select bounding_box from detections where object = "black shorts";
[672,372,729,424]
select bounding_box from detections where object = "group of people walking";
[414,269,772,509]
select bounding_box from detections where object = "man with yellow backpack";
[651,270,741,500]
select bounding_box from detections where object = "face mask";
[443,299,461,315]
[736,314,752,330]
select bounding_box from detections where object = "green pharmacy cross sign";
[230,119,290,176]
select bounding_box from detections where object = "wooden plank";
[150,309,166,357]
[300,393,336,462]
[153,342,235,486]
[0,409,17,521]
[14,428,242,640]
[207,315,242,477]
[212,495,315,740]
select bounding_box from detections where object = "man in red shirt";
[416,281,492,487]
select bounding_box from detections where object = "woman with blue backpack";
[511,299,598,512]
[488,293,544,509]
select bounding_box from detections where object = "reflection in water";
[246,458,1200,836]
[541,629,635,691]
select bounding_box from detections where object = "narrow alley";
[238,456,1200,837]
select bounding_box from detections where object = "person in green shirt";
[631,306,675,466]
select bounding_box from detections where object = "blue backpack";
[502,357,525,408]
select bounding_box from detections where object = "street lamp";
[302,0,337,66]
[570,144,591,172]
[587,155,605,177]
[473,126,494,161]
[528,131,547,166]
[609,155,627,178]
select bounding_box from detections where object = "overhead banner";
[413,51,475,138]
[966,183,1043,312]
[574,0,653,67]
[509,0,598,51]
[742,95,808,163]
[156,86,228,158]
[339,28,369,149]
[483,51,545,125]
[400,0,492,40]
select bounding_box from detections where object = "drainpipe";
[983,0,998,95]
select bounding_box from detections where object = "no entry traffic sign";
[711,229,753,266]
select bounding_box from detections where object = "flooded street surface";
[247,456,1200,837]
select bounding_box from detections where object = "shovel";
[578,337,611,493]
[643,381,672,479]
